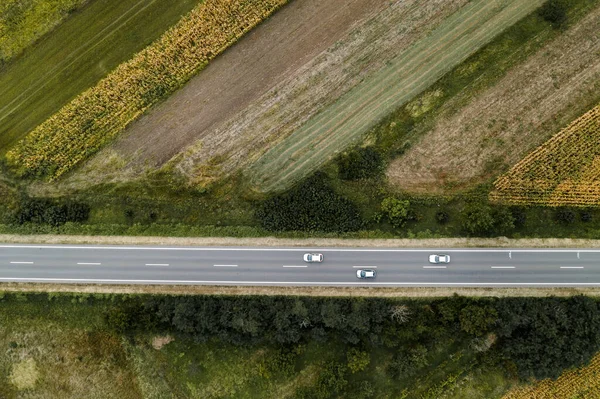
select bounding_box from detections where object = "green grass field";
[0,0,90,64]
[0,0,199,152]
[248,0,546,193]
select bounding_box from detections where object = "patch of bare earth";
[151,335,174,350]
[51,0,468,193]
[387,5,600,193]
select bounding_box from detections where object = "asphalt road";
[2,244,600,286]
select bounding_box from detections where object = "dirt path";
[387,4,600,193]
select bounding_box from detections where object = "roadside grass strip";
[248,0,546,192]
[5,0,288,180]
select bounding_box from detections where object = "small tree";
[461,204,495,236]
[538,0,568,28]
[381,198,411,228]
[347,348,370,373]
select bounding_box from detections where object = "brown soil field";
[57,0,468,191]
[387,4,600,193]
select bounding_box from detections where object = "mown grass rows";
[491,103,600,206]
[6,0,288,180]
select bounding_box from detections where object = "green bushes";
[337,147,385,180]
[13,197,90,226]
[256,174,364,233]
[380,198,412,228]
[461,204,515,236]
[538,0,568,28]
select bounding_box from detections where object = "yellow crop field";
[491,103,600,206]
[5,0,287,181]
[502,352,600,399]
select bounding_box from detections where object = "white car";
[303,253,323,263]
[356,269,376,279]
[429,254,450,264]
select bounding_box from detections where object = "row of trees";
[98,293,600,380]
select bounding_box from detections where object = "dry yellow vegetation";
[491,104,600,206]
[5,0,287,181]
[502,352,600,399]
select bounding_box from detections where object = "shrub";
[461,204,495,236]
[380,198,411,229]
[555,207,576,224]
[256,174,363,233]
[510,206,527,227]
[346,348,370,373]
[337,147,385,180]
[580,210,593,222]
[435,210,449,224]
[538,0,568,28]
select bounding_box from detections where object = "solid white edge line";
[1,277,600,285]
[77,263,101,265]
[423,266,446,269]
[352,266,378,268]
[283,265,308,268]
[491,266,515,269]
[146,264,169,266]
[560,266,584,269]
[10,261,34,264]
[214,264,238,267]
[1,245,600,252]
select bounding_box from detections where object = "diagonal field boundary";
[248,0,546,192]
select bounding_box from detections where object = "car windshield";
[360,271,365,277]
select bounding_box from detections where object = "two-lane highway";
[1,244,600,286]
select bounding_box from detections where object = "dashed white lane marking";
[214,264,238,267]
[352,266,378,268]
[146,263,169,267]
[560,266,584,269]
[423,266,446,269]
[77,262,101,265]
[491,266,515,269]
[283,265,308,268]
[10,261,33,264]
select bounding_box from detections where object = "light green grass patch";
[0,0,200,151]
[0,0,90,64]
[249,0,547,192]
[9,358,39,390]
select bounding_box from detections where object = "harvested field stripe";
[249,0,546,192]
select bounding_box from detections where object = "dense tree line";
[101,293,600,381]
